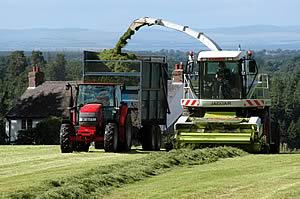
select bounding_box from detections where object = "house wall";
[6,119,42,143]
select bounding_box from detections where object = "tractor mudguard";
[118,103,129,144]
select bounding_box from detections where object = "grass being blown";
[9,147,247,199]
[99,29,136,61]
[95,28,137,73]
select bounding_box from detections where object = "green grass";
[106,154,300,199]
[0,145,147,197]
[2,146,245,198]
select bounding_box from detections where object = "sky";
[0,0,299,31]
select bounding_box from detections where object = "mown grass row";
[9,147,247,199]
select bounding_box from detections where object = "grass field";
[1,146,299,199]
[0,146,244,198]
[0,145,147,195]
[105,154,300,199]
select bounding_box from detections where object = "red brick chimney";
[172,63,184,83]
[28,66,44,88]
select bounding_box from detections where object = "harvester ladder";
[183,74,198,99]
[248,73,270,99]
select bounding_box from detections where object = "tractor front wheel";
[60,123,74,153]
[104,123,118,152]
[74,143,90,152]
[94,142,104,149]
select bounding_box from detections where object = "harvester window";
[200,61,242,99]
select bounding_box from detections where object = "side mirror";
[249,60,257,73]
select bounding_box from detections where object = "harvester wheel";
[122,114,132,151]
[270,122,280,153]
[104,123,118,152]
[60,123,74,153]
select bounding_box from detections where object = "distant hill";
[1,25,300,51]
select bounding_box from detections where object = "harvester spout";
[129,17,222,51]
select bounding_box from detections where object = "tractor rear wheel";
[60,123,74,153]
[104,123,118,152]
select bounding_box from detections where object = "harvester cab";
[195,50,259,100]
[175,50,280,153]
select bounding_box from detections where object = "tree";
[31,51,46,67]
[8,51,27,76]
[65,60,82,80]
[287,118,300,149]
[46,53,66,81]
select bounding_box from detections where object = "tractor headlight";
[79,117,97,122]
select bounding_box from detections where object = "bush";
[16,117,61,145]
[34,117,61,145]
[16,129,36,145]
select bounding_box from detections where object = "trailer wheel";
[153,124,161,150]
[142,123,161,151]
[60,123,74,153]
[104,123,118,152]
[122,114,132,151]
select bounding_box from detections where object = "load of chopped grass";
[9,147,247,199]
[98,28,137,72]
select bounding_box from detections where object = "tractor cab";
[187,50,262,100]
[76,83,122,125]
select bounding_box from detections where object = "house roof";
[6,81,78,119]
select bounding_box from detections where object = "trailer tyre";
[142,123,161,151]
[104,123,118,152]
[60,123,74,153]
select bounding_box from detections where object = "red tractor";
[60,83,132,153]
[60,53,169,153]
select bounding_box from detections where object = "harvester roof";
[197,50,245,61]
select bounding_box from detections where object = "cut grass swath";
[9,147,246,199]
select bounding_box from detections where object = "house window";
[21,119,26,130]
[27,119,33,129]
